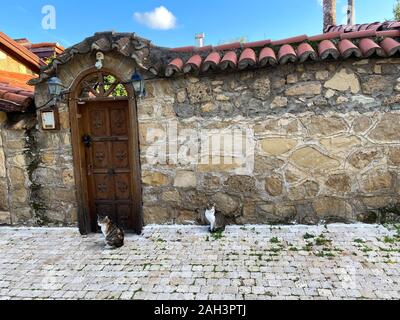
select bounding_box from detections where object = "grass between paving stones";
[270,237,281,244]
[211,230,225,240]
[303,233,315,240]
[377,224,400,262]
[314,234,332,246]
[299,233,339,259]
[249,227,261,235]
[353,238,366,244]
[351,224,400,258]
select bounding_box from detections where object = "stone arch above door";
[30,32,175,108]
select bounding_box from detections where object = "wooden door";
[80,100,140,232]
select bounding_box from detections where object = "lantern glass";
[47,77,63,97]
[131,71,144,97]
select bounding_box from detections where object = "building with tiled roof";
[15,38,65,61]
[0,31,64,226]
[0,32,47,112]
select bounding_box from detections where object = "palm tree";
[323,0,337,31]
[347,0,355,24]
[394,0,400,20]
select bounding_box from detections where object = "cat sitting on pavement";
[202,203,227,233]
[97,215,125,249]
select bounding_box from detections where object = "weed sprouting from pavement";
[303,233,315,240]
[211,231,224,240]
[270,237,280,244]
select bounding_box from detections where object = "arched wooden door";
[70,71,143,234]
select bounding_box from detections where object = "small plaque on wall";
[40,109,59,130]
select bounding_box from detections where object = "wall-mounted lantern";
[130,71,146,98]
[47,77,64,98]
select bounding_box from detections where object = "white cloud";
[134,6,177,30]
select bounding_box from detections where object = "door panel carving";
[92,142,109,169]
[110,108,128,136]
[113,141,130,169]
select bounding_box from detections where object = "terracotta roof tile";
[271,35,308,46]
[308,32,342,41]
[380,37,400,56]
[184,55,202,73]
[195,45,213,52]
[0,71,34,91]
[340,29,377,39]
[0,71,34,112]
[376,30,400,37]
[202,52,221,72]
[325,21,387,33]
[278,44,297,64]
[214,42,242,51]
[163,20,400,77]
[171,46,195,53]
[390,22,400,28]
[296,43,317,62]
[165,58,184,77]
[259,47,277,66]
[243,39,271,48]
[318,40,340,60]
[338,39,362,58]
[359,38,385,57]
[220,51,238,70]
[238,48,257,69]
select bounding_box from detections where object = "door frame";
[68,67,143,235]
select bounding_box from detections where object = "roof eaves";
[0,32,47,73]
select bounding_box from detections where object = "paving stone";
[0,224,398,300]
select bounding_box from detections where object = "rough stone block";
[290,147,340,171]
[285,82,321,96]
[174,171,197,188]
[142,171,169,187]
[324,68,360,93]
[0,211,11,225]
[261,138,297,156]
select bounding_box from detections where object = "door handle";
[82,134,92,148]
[107,168,116,176]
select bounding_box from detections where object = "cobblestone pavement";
[0,224,399,300]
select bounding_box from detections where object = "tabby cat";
[203,203,227,233]
[97,215,125,249]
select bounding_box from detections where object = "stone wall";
[25,54,400,227]
[33,102,78,225]
[0,112,10,224]
[138,58,400,225]
[0,112,32,224]
[0,109,77,226]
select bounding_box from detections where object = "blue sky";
[0,0,397,48]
